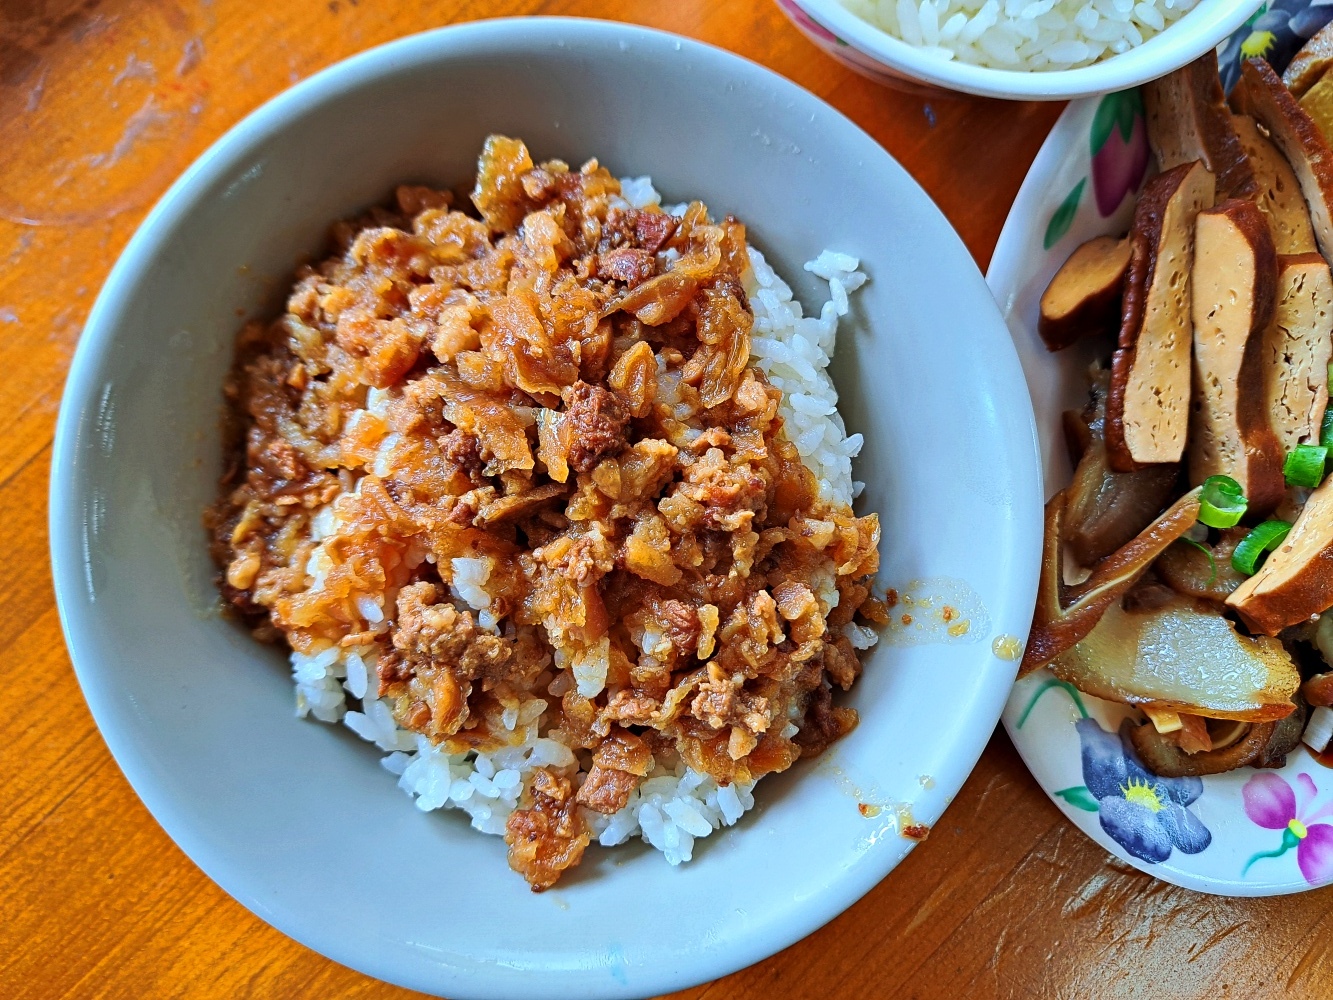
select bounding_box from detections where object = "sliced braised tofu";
[1284,20,1333,97]
[1189,198,1285,515]
[1264,253,1333,453]
[1301,72,1333,145]
[1038,235,1131,351]
[1144,53,1255,199]
[1229,475,1333,634]
[1232,113,1319,254]
[1242,58,1333,261]
[1106,161,1216,471]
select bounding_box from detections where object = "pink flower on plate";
[1242,772,1333,885]
[1089,89,1150,217]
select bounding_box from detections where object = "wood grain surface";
[4,1,1331,998]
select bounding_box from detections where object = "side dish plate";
[990,90,1333,897]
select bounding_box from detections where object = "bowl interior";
[51,18,1041,999]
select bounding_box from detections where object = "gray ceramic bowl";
[50,17,1041,999]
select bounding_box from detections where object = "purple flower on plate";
[1242,772,1333,885]
[1090,89,1149,217]
[1219,1,1333,94]
[1074,717,1212,864]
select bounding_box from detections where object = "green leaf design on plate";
[1055,785,1099,812]
[1090,89,1143,155]
[1242,827,1300,876]
[1044,178,1085,250]
[1245,3,1269,30]
[1015,678,1090,729]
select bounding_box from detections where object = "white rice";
[837,0,1199,69]
[449,556,492,610]
[286,175,868,868]
[617,176,662,208]
[750,247,866,506]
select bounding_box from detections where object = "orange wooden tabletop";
[5,1,1333,998]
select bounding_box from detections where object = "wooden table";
[5,1,1332,997]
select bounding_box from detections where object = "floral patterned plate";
[988,79,1333,895]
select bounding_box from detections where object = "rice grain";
[838,0,1198,69]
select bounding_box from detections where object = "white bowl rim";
[48,15,1043,996]
[790,0,1263,100]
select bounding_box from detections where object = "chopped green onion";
[1199,475,1247,529]
[1176,536,1218,586]
[1284,444,1328,489]
[1232,519,1293,576]
[1321,407,1333,449]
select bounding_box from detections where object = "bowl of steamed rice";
[50,17,1042,1000]
[777,0,1264,99]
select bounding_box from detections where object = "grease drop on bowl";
[879,577,990,646]
[895,804,930,842]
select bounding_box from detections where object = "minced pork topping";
[208,136,883,889]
